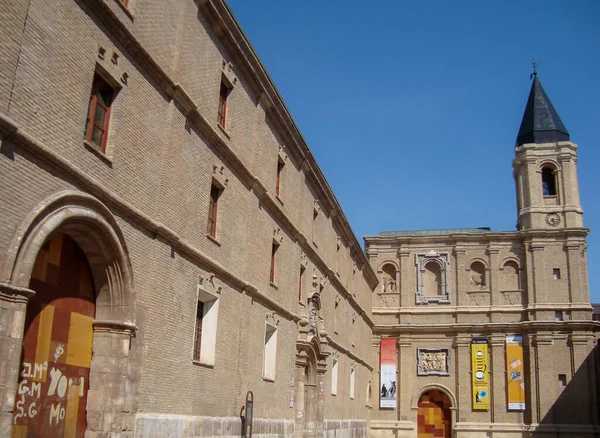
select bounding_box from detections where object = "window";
[263,323,278,381]
[553,268,561,280]
[85,74,115,153]
[276,159,284,197]
[206,184,221,238]
[333,298,339,335]
[217,81,231,128]
[558,374,567,387]
[270,242,279,284]
[312,207,318,244]
[541,167,557,196]
[350,367,355,399]
[192,287,220,366]
[555,311,564,321]
[298,265,305,302]
[331,359,338,395]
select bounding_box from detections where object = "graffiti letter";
[49,403,65,425]
[21,362,32,378]
[13,395,25,423]
[28,402,38,418]
[57,375,67,398]
[33,362,45,380]
[30,382,41,399]
[18,380,29,395]
[47,368,61,396]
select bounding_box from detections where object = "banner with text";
[506,335,526,410]
[471,338,490,410]
[380,338,397,408]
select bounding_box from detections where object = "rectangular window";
[192,286,220,366]
[350,367,355,399]
[312,208,318,244]
[276,159,284,197]
[331,359,338,395]
[334,299,339,335]
[218,81,231,128]
[207,184,221,238]
[270,242,279,284]
[192,301,204,361]
[558,374,567,387]
[298,265,305,302]
[263,323,278,381]
[85,74,115,153]
[555,311,564,321]
[553,268,561,280]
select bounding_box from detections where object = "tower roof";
[516,75,570,146]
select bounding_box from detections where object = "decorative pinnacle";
[530,58,539,79]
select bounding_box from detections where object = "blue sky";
[226,1,600,301]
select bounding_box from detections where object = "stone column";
[453,246,466,308]
[454,336,471,422]
[487,246,500,307]
[316,362,327,438]
[565,242,584,304]
[569,334,592,425]
[87,320,137,435]
[294,363,306,438]
[528,243,546,313]
[490,335,506,423]
[397,247,410,310]
[0,282,35,432]
[397,336,410,418]
[531,334,552,423]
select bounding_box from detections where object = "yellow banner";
[506,335,526,410]
[471,339,490,410]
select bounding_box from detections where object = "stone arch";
[539,161,560,198]
[411,384,457,409]
[0,190,138,435]
[379,262,398,294]
[424,261,443,296]
[499,256,522,291]
[3,190,134,321]
[377,260,399,272]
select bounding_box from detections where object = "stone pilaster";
[397,247,410,309]
[453,246,467,307]
[490,335,507,423]
[487,246,500,306]
[529,243,546,310]
[565,242,584,304]
[0,282,35,432]
[454,336,471,422]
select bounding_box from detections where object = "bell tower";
[513,73,584,230]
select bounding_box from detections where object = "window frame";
[207,184,222,238]
[191,286,220,366]
[218,81,231,128]
[270,242,279,284]
[263,323,278,381]
[331,358,339,396]
[85,74,115,153]
[276,158,284,197]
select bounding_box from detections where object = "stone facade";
[0,0,376,437]
[365,80,600,436]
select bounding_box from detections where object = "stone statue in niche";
[308,299,318,335]
[421,352,447,373]
[470,272,484,288]
[383,277,397,293]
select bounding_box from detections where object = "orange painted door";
[417,390,452,438]
[12,234,95,438]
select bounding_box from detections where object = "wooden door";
[12,234,95,438]
[417,389,452,438]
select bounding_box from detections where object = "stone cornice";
[373,320,600,335]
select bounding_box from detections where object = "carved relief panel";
[415,251,450,304]
[417,348,450,376]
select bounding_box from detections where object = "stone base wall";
[322,419,367,438]
[135,414,294,438]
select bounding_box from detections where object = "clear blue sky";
[226,1,600,301]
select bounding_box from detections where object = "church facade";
[0,1,598,438]
[365,76,600,437]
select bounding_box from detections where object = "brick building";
[1,1,599,438]
[0,0,376,437]
[365,75,600,437]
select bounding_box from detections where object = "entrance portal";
[417,389,452,438]
[12,234,95,437]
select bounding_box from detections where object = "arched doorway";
[417,389,452,438]
[12,234,95,437]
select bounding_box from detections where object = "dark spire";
[516,75,570,146]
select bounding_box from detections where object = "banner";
[506,335,526,410]
[471,338,490,410]
[380,338,396,408]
